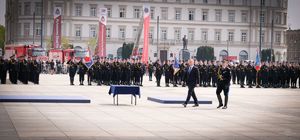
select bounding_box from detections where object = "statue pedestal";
[179,49,190,61]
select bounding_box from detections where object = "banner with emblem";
[141,5,150,64]
[83,48,94,69]
[53,7,62,49]
[97,8,107,58]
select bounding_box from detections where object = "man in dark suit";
[183,59,199,107]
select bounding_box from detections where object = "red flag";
[142,5,150,63]
[53,7,62,49]
[97,8,107,57]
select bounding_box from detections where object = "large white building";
[6,0,288,62]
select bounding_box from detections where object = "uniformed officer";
[238,62,246,88]
[216,60,231,109]
[163,60,171,87]
[0,57,8,84]
[8,55,19,84]
[32,57,41,84]
[154,60,163,87]
[148,62,154,81]
[67,59,77,85]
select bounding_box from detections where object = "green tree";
[196,46,214,61]
[45,37,53,50]
[261,49,275,62]
[61,37,71,50]
[121,42,134,59]
[46,36,71,50]
[0,25,5,54]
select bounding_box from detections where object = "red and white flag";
[53,7,62,49]
[97,8,107,57]
[141,5,150,64]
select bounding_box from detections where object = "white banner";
[99,8,107,25]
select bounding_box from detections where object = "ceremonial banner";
[97,8,107,57]
[53,7,62,49]
[173,57,180,75]
[84,48,94,69]
[255,48,261,71]
[141,5,150,63]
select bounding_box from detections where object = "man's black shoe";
[217,105,223,108]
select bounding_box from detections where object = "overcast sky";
[0,0,300,29]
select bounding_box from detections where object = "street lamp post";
[227,40,229,58]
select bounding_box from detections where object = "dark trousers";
[88,74,92,85]
[79,74,84,84]
[216,84,229,106]
[184,86,198,105]
[156,75,161,86]
[149,71,152,81]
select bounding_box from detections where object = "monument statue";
[182,35,188,50]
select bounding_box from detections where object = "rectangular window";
[241,11,248,23]
[175,8,181,20]
[188,9,195,21]
[75,25,81,37]
[188,30,194,41]
[216,0,221,4]
[18,23,22,36]
[275,12,281,24]
[228,10,235,22]
[229,0,234,5]
[119,7,126,18]
[150,8,155,20]
[161,8,168,20]
[190,0,195,3]
[260,11,265,23]
[261,0,265,6]
[215,10,222,22]
[242,0,248,5]
[176,0,181,3]
[283,13,287,25]
[24,2,31,16]
[215,31,221,41]
[119,27,126,40]
[105,5,112,17]
[89,25,97,37]
[35,2,42,16]
[161,28,167,40]
[24,23,30,36]
[35,24,41,36]
[203,0,208,4]
[134,8,141,19]
[202,10,208,21]
[133,27,138,38]
[75,4,82,16]
[275,32,281,43]
[149,27,154,40]
[228,31,234,42]
[259,31,265,43]
[174,28,181,41]
[241,32,247,42]
[90,5,97,17]
[202,31,208,41]
[106,27,111,39]
[18,3,22,15]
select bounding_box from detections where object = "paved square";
[0,74,300,140]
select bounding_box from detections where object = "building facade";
[286,29,300,63]
[6,0,288,62]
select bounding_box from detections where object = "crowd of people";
[1,55,300,89]
[63,57,300,89]
[0,55,42,85]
